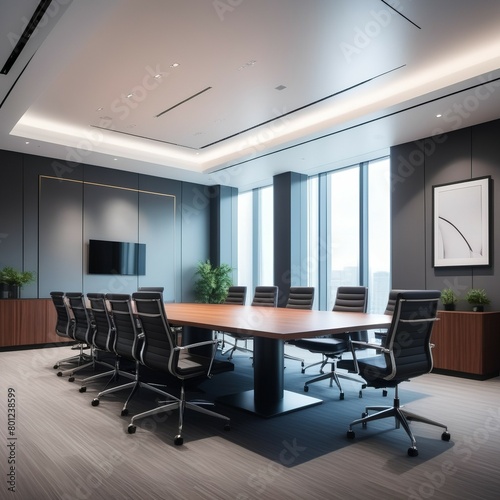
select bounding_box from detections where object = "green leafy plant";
[194,260,233,304]
[440,288,457,305]
[465,288,490,311]
[0,266,36,287]
[440,288,457,309]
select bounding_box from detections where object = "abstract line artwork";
[433,177,490,267]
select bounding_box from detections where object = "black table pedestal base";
[217,390,322,418]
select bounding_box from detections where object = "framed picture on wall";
[433,176,491,267]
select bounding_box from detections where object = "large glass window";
[237,185,274,293]
[367,157,391,313]
[327,166,360,310]
[307,157,391,311]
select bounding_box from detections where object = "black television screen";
[88,239,146,275]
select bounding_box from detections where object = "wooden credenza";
[0,299,73,348]
[431,310,500,379]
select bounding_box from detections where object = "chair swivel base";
[346,395,450,456]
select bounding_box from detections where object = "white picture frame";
[433,176,491,267]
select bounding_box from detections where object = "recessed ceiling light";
[170,62,179,68]
[96,106,104,111]
[436,113,442,118]
[275,85,286,91]
[126,93,134,99]
[113,158,118,161]
[25,141,30,144]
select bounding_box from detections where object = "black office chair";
[78,293,119,392]
[127,292,230,445]
[346,290,450,457]
[90,294,172,416]
[57,292,95,380]
[337,288,404,397]
[220,286,247,354]
[51,291,80,371]
[284,287,315,365]
[290,286,368,399]
[224,286,278,360]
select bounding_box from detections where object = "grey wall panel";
[138,191,176,302]
[180,182,210,302]
[83,182,139,295]
[38,177,83,296]
[0,151,23,270]
[84,164,138,189]
[390,142,426,289]
[139,174,182,302]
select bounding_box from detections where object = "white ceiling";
[1,0,500,191]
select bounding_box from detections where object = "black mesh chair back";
[50,291,74,339]
[286,287,315,309]
[87,293,114,352]
[66,292,93,345]
[251,286,278,307]
[132,291,176,373]
[224,286,247,305]
[105,294,139,360]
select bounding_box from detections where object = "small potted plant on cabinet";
[0,266,36,299]
[440,288,458,311]
[465,288,490,312]
[194,260,233,304]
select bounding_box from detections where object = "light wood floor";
[0,344,499,499]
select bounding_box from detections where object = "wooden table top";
[165,303,392,340]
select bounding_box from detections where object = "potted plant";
[465,288,490,312]
[440,288,458,311]
[0,266,36,299]
[194,260,233,304]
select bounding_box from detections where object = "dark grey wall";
[0,150,225,301]
[391,118,500,309]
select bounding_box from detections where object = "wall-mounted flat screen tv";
[88,239,146,275]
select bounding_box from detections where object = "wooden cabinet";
[0,299,73,348]
[431,310,500,379]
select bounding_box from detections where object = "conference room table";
[165,302,392,418]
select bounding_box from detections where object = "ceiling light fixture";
[436,113,442,117]
[170,63,179,68]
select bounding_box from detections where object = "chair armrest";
[175,339,218,351]
[350,339,389,352]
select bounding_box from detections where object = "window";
[307,157,391,311]
[237,185,274,292]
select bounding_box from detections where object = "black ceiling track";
[380,0,421,30]
[155,87,212,118]
[1,0,53,75]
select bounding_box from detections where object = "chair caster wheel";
[68,376,75,383]
[358,390,363,398]
[224,423,230,431]
[121,409,129,417]
[382,390,388,397]
[301,369,305,374]
[174,435,184,446]
[91,399,100,407]
[303,385,309,392]
[57,372,63,377]
[408,447,419,457]
[79,387,86,393]
[339,393,344,400]
[347,430,355,439]
[53,364,59,369]
[127,425,136,434]
[441,431,451,442]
